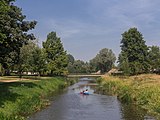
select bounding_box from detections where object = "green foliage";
[118,28,150,75]
[0,64,4,76]
[90,48,116,73]
[67,54,75,64]
[16,41,36,73]
[148,46,160,73]
[118,53,130,75]
[67,60,91,73]
[43,32,68,76]
[29,46,47,75]
[0,0,37,72]
[67,53,92,74]
[10,40,47,77]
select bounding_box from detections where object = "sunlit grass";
[97,74,160,118]
[0,77,71,120]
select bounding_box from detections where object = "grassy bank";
[97,74,160,118]
[0,77,74,120]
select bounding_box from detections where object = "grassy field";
[0,76,75,120]
[97,74,160,119]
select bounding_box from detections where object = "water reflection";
[121,104,155,120]
[29,78,155,120]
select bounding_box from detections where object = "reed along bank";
[97,74,160,119]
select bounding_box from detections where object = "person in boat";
[84,89,89,94]
[80,90,85,94]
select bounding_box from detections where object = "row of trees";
[15,28,160,76]
[9,32,68,76]
[67,28,160,76]
[67,48,116,74]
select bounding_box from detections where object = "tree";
[118,53,130,75]
[67,54,75,73]
[67,54,75,64]
[71,60,88,73]
[30,46,47,76]
[43,32,68,75]
[148,46,160,73]
[0,0,37,74]
[118,28,149,75]
[90,48,116,73]
[16,41,36,77]
[14,40,47,77]
[89,57,99,73]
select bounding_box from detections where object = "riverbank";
[97,74,160,119]
[0,77,75,120]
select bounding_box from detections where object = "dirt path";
[0,77,40,83]
[0,79,30,83]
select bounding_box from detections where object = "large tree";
[0,0,37,73]
[90,48,116,73]
[43,32,68,75]
[118,28,149,75]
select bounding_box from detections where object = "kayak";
[80,92,90,95]
[83,92,89,95]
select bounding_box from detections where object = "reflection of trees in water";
[121,104,151,120]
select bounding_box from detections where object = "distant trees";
[67,54,75,73]
[67,54,75,64]
[68,60,90,73]
[67,53,90,73]
[90,48,116,73]
[148,46,160,73]
[67,48,116,74]
[118,28,150,75]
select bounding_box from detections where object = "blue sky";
[15,0,160,62]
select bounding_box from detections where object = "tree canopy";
[43,32,68,75]
[67,54,75,64]
[90,48,116,73]
[0,0,37,72]
[118,28,149,75]
[148,46,160,73]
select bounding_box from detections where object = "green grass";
[0,77,70,120]
[97,75,160,119]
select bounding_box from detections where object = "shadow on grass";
[0,81,38,107]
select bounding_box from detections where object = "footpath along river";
[29,78,155,120]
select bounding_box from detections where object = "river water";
[29,78,155,120]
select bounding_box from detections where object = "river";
[28,78,155,120]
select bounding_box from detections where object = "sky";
[15,0,160,62]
